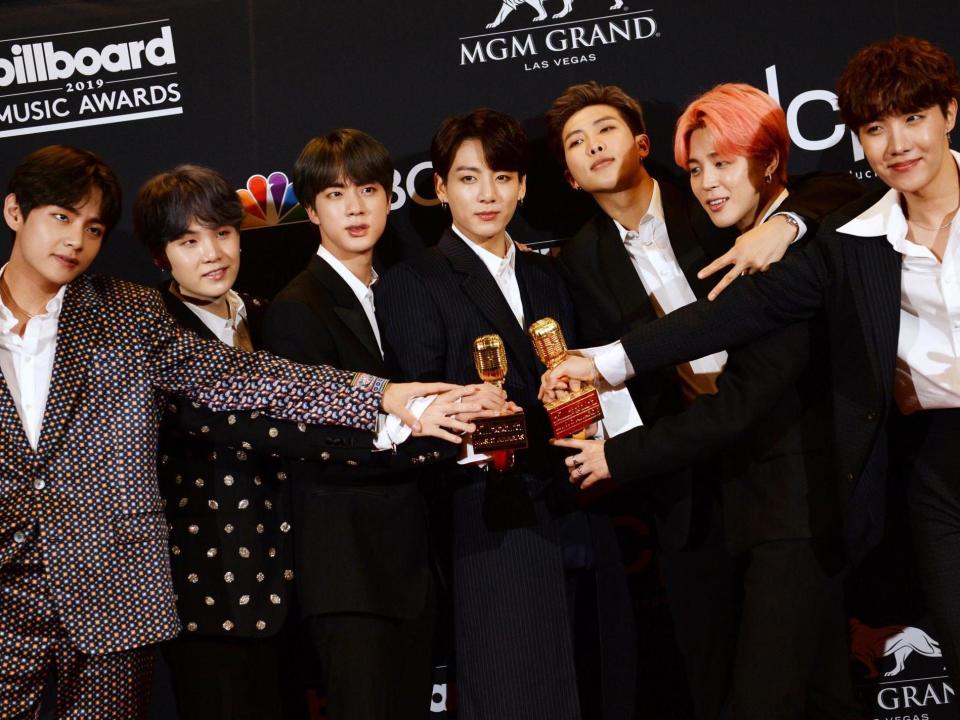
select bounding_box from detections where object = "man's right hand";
[538,355,598,403]
[415,384,507,443]
[381,381,459,431]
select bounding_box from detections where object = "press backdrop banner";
[8,1,959,718]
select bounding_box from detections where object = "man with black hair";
[0,144,460,718]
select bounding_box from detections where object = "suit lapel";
[158,282,219,341]
[0,362,30,454]
[438,230,537,378]
[847,234,902,396]
[594,216,658,327]
[36,278,98,459]
[308,256,383,365]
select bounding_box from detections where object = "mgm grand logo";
[459,1,658,70]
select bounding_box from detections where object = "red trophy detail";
[471,334,528,472]
[528,317,603,438]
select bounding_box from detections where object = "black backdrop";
[5,1,958,717]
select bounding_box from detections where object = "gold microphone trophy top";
[470,334,528,452]
[528,317,603,438]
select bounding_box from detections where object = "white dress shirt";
[454,224,525,327]
[0,264,66,450]
[836,150,960,413]
[314,244,427,448]
[177,286,249,348]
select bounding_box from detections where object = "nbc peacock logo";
[237,172,308,229]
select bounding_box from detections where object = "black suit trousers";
[304,579,437,720]
[900,408,960,692]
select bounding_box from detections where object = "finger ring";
[576,465,583,478]
[574,459,583,469]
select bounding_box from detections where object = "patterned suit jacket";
[0,274,383,655]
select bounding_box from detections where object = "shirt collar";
[171,281,247,329]
[612,178,665,242]
[315,243,379,303]
[837,150,960,257]
[451,224,517,278]
[0,262,67,333]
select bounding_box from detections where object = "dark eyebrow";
[454,165,482,173]
[562,116,618,145]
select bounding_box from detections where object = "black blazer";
[376,229,577,497]
[262,254,451,620]
[616,186,901,561]
[558,174,862,549]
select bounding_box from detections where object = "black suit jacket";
[616,186,900,560]
[376,229,577,498]
[559,174,862,550]
[262,254,450,620]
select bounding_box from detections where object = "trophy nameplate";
[472,334,528,452]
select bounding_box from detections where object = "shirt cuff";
[373,395,436,451]
[770,211,807,243]
[590,341,636,387]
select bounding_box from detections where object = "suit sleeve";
[143,289,383,432]
[620,232,834,376]
[606,319,810,482]
[258,293,456,469]
[778,172,863,234]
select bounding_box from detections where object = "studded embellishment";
[186,622,198,632]
[224,524,234,533]
[201,425,210,433]
[207,500,219,510]
[188,525,199,535]
[224,572,235,583]
[171,545,181,555]
[242,441,253,450]
[238,499,249,510]
[222,620,234,631]
[254,476,263,486]
[269,594,281,605]
[239,547,250,558]
[297,423,306,432]
[284,569,294,580]
[280,522,291,533]
[268,427,279,438]
[187,573,199,583]
[227,414,237,425]
[256,620,267,630]
[250,411,260,419]
[178,498,188,508]
[276,471,287,481]
[239,594,250,605]
[175,474,183,484]
[264,500,272,510]
[206,548,218,558]
[223,474,234,486]
[268,548,277,557]
[321,451,330,461]
[194,478,204,488]
[207,451,217,461]
[236,450,248,461]
[256,572,265,582]
[256,524,265,534]
[204,596,215,606]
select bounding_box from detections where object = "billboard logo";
[486,0,624,29]
[0,19,183,139]
[238,172,308,229]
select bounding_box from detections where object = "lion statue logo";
[849,618,943,678]
[486,0,625,29]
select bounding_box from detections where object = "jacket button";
[846,472,855,483]
[33,479,45,490]
[13,531,25,543]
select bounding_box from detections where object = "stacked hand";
[381,381,513,444]
[538,353,598,404]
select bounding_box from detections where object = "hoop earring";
[518,197,525,207]
[764,174,772,184]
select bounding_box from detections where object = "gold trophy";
[470,334,528,452]
[528,317,603,438]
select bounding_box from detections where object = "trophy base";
[472,411,528,452]
[545,386,603,438]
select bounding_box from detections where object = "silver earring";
[440,200,447,210]
[764,174,772,184]
[518,197,524,207]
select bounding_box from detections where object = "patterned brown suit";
[0,274,384,718]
